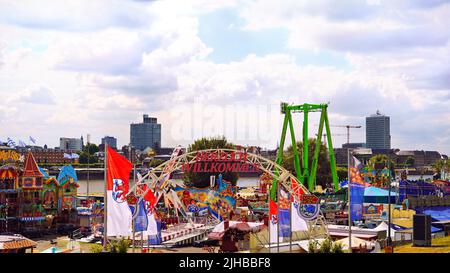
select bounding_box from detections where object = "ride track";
[127,148,329,239]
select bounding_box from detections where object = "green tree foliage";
[281,138,332,188]
[83,143,99,154]
[149,159,165,168]
[405,156,415,167]
[433,159,450,173]
[183,136,238,188]
[78,143,99,164]
[79,153,99,164]
[337,167,348,182]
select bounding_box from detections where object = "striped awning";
[0,168,18,179]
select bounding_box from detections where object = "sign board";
[298,194,320,221]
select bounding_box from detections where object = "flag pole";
[347,148,352,253]
[87,134,90,208]
[103,144,108,251]
[277,182,280,253]
[289,190,292,253]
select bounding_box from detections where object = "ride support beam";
[309,108,325,191]
[324,107,339,191]
[271,112,290,201]
[287,110,302,182]
[302,105,309,185]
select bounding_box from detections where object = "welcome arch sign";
[128,148,328,239]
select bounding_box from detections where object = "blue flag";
[148,220,162,245]
[134,199,149,232]
[279,208,291,237]
[350,183,365,221]
[349,156,365,221]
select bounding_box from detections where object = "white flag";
[6,138,16,148]
[269,219,278,244]
[291,201,308,232]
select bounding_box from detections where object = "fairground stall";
[18,152,45,236]
[0,165,21,233]
[55,165,79,227]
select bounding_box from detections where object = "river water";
[77,177,260,196]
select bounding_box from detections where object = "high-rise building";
[59,137,83,151]
[366,111,391,150]
[101,136,117,149]
[130,114,161,151]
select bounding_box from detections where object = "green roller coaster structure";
[272,102,339,194]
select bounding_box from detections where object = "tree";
[433,159,450,173]
[83,143,99,155]
[336,167,348,183]
[405,156,415,167]
[79,143,99,164]
[183,136,238,188]
[149,159,165,168]
[281,138,333,189]
[79,152,99,164]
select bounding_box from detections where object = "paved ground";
[389,236,450,253]
[32,235,210,253]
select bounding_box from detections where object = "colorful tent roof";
[364,187,398,197]
[57,165,78,186]
[38,167,50,179]
[23,152,43,177]
[0,165,19,179]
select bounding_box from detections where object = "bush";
[90,244,104,253]
[109,238,131,253]
[319,237,333,253]
[308,240,319,253]
[308,238,344,253]
[331,242,344,253]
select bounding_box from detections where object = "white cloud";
[7,84,56,105]
[0,0,449,155]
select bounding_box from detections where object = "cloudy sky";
[0,0,449,154]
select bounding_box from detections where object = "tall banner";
[349,156,365,221]
[269,199,278,243]
[278,188,291,237]
[106,146,133,237]
[148,217,162,245]
[133,199,148,232]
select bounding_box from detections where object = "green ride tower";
[271,102,339,195]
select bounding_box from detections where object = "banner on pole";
[106,146,133,237]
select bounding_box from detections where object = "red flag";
[142,184,156,207]
[269,199,278,217]
[106,146,132,194]
[291,178,306,201]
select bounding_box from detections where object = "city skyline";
[0,1,449,154]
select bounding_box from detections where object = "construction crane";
[330,125,362,144]
[316,133,346,146]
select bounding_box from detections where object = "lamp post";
[87,134,90,207]
[387,158,392,251]
[347,148,352,253]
